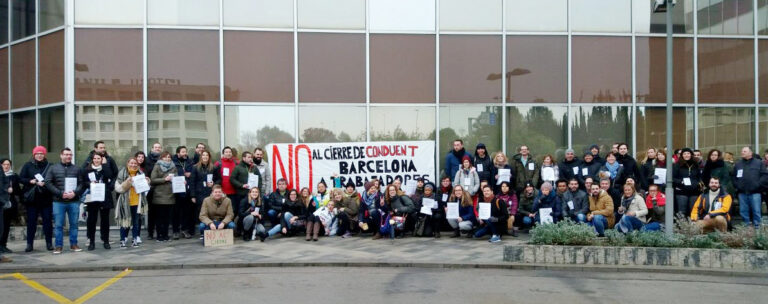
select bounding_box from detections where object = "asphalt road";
[2,267,767,304]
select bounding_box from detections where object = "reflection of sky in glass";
[299,106,366,141]
[370,106,435,139]
[227,106,295,140]
[570,0,631,33]
[440,106,488,136]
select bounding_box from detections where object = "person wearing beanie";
[588,144,604,165]
[412,182,443,238]
[673,148,701,218]
[473,143,493,185]
[558,148,583,185]
[19,146,54,252]
[453,155,480,197]
[515,182,537,231]
[581,152,602,185]
[445,139,471,181]
[529,182,561,225]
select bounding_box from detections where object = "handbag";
[379,214,392,235]
[23,163,50,204]
[392,215,406,231]
[414,215,431,237]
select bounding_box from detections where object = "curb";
[1,261,765,277]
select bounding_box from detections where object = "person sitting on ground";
[473,185,509,243]
[313,179,331,208]
[359,182,381,238]
[334,186,359,238]
[515,182,537,231]
[299,187,321,241]
[644,184,666,231]
[691,177,732,233]
[386,184,416,238]
[562,178,589,223]
[615,184,649,234]
[447,185,477,238]
[496,181,518,236]
[313,200,338,238]
[280,189,306,236]
[530,182,561,225]
[198,185,235,237]
[587,184,615,237]
[239,187,267,242]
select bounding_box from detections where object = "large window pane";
[698,107,755,155]
[1,2,8,44]
[370,0,435,32]
[40,106,64,165]
[634,0,694,34]
[506,105,567,162]
[75,0,143,25]
[506,36,567,103]
[0,115,8,160]
[698,38,754,104]
[636,37,695,103]
[11,40,34,109]
[148,0,219,26]
[506,0,566,32]
[298,0,365,30]
[698,0,754,35]
[76,29,143,101]
[298,33,365,103]
[571,106,632,157]
[76,105,144,167]
[440,0,501,32]
[760,0,768,35]
[224,106,296,153]
[759,39,768,103]
[298,106,366,143]
[40,0,64,31]
[12,110,34,170]
[371,106,435,141]
[572,37,631,103]
[636,107,694,159]
[11,0,34,40]
[370,34,435,103]
[440,35,501,103]
[440,105,502,174]
[148,30,219,101]
[223,0,293,28]
[224,31,293,102]
[0,48,7,111]
[571,0,631,33]
[39,31,64,105]
[147,105,221,157]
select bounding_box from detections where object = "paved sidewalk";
[0,231,525,272]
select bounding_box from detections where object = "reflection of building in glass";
[147,104,221,153]
[76,105,144,163]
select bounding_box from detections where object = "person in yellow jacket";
[691,177,731,233]
[587,183,615,237]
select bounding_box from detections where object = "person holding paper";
[587,184,615,237]
[385,184,416,238]
[640,148,659,191]
[215,147,238,202]
[143,143,162,240]
[198,185,235,238]
[490,152,514,193]
[496,181,518,236]
[171,146,195,240]
[19,146,54,252]
[732,146,766,228]
[115,157,149,248]
[562,178,589,223]
[150,152,178,242]
[473,143,493,185]
[581,153,602,185]
[539,155,560,186]
[44,148,85,254]
[411,182,443,238]
[530,182,561,225]
[446,185,476,238]
[453,156,480,197]
[239,187,267,242]
[512,145,540,194]
[0,159,22,254]
[615,184,649,234]
[360,182,382,239]
[473,185,509,243]
[672,148,702,218]
[252,148,272,195]
[81,154,115,251]
[558,149,583,185]
[515,182,537,231]
[189,150,220,230]
[437,176,453,206]
[230,151,262,230]
[691,177,732,233]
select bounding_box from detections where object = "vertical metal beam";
[35,0,39,145]
[65,0,76,155]
[142,0,148,153]
[435,0,440,178]
[219,0,224,150]
[293,0,299,144]
[501,0,507,156]
[754,0,760,152]
[664,1,675,236]
[567,0,572,149]
[365,0,370,142]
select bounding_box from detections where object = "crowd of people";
[0,139,766,263]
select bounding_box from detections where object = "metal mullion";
[38,25,65,36]
[365,0,370,142]
[35,0,39,145]
[435,0,440,178]
[501,0,506,155]
[64,0,75,156]
[293,0,299,144]
[754,0,760,151]
[631,0,637,154]
[73,24,144,29]
[222,26,293,32]
[297,29,365,34]
[693,0,699,149]
[146,25,219,30]
[142,0,148,153]
[219,0,224,152]
[567,0,572,149]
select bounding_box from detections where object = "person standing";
[490,152,514,193]
[673,148,702,218]
[81,141,119,180]
[45,148,85,254]
[216,147,238,201]
[82,154,115,251]
[253,148,272,195]
[453,156,480,197]
[445,139,471,180]
[114,158,148,248]
[558,149,583,185]
[0,159,21,254]
[192,143,206,165]
[732,146,766,228]
[150,152,177,242]
[145,142,162,240]
[0,166,11,262]
[189,150,219,233]
[473,143,493,186]
[616,143,643,191]
[512,145,539,195]
[230,151,261,236]
[19,146,53,252]
[171,146,194,239]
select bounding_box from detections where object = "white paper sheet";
[404,182,417,195]
[567,200,574,210]
[422,198,436,209]
[572,166,579,175]
[88,172,96,182]
[64,177,77,193]
[541,167,555,181]
[420,205,432,215]
[206,174,213,183]
[89,183,105,202]
[476,164,483,172]
[582,168,589,176]
[248,173,259,188]
[737,169,743,178]
[683,177,691,186]
[539,207,553,224]
[654,168,667,184]
[35,173,44,182]
[528,162,534,171]
[446,203,460,219]
[496,169,511,185]
[223,167,230,177]
[172,176,186,193]
[478,202,491,220]
[441,193,448,202]
[133,174,150,193]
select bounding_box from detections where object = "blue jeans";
[642,222,662,232]
[198,221,235,234]
[522,216,533,227]
[53,202,80,247]
[616,215,644,233]
[474,220,502,238]
[574,213,587,223]
[588,214,608,236]
[120,206,142,241]
[739,192,762,228]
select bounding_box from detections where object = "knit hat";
[364,181,374,192]
[462,155,472,163]
[540,182,553,191]
[565,148,575,154]
[32,146,47,155]
[345,179,356,189]
[475,143,486,151]
[680,147,693,155]
[424,182,435,190]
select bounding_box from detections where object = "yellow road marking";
[0,269,132,304]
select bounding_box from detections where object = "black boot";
[46,241,54,251]
[103,242,111,250]
[450,229,460,238]
[88,240,95,251]
[25,244,33,253]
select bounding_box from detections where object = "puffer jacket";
[230,161,261,197]
[532,190,562,221]
[453,168,480,196]
[473,153,493,184]
[44,161,85,202]
[516,190,538,216]
[19,159,52,207]
[691,188,732,221]
[588,190,616,228]
[732,157,766,194]
[81,164,116,209]
[390,195,415,215]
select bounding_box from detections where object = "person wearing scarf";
[115,158,149,248]
[473,185,509,243]
[445,140,471,180]
[496,181,518,236]
[615,184,648,234]
[599,153,625,191]
[643,184,666,231]
[150,152,178,242]
[453,155,480,197]
[82,154,115,251]
[313,179,331,208]
[360,181,381,238]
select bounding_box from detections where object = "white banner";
[266,141,435,193]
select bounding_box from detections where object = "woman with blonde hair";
[114,157,149,248]
[490,151,514,193]
[539,154,559,186]
[446,185,477,238]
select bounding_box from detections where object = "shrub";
[628,231,685,248]
[685,234,728,249]
[673,214,701,238]
[604,230,626,246]
[529,220,596,246]
[719,225,755,249]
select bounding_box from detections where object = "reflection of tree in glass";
[439,107,502,169]
[572,106,631,156]
[302,127,338,143]
[371,126,429,141]
[507,107,565,162]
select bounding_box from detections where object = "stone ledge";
[504,245,768,273]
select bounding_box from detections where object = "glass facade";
[0,0,765,178]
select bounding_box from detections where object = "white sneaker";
[135,236,142,244]
[120,241,127,248]
[132,240,139,247]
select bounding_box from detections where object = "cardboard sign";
[204,229,234,247]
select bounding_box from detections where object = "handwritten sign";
[204,229,234,247]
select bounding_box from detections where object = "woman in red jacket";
[216,147,238,198]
